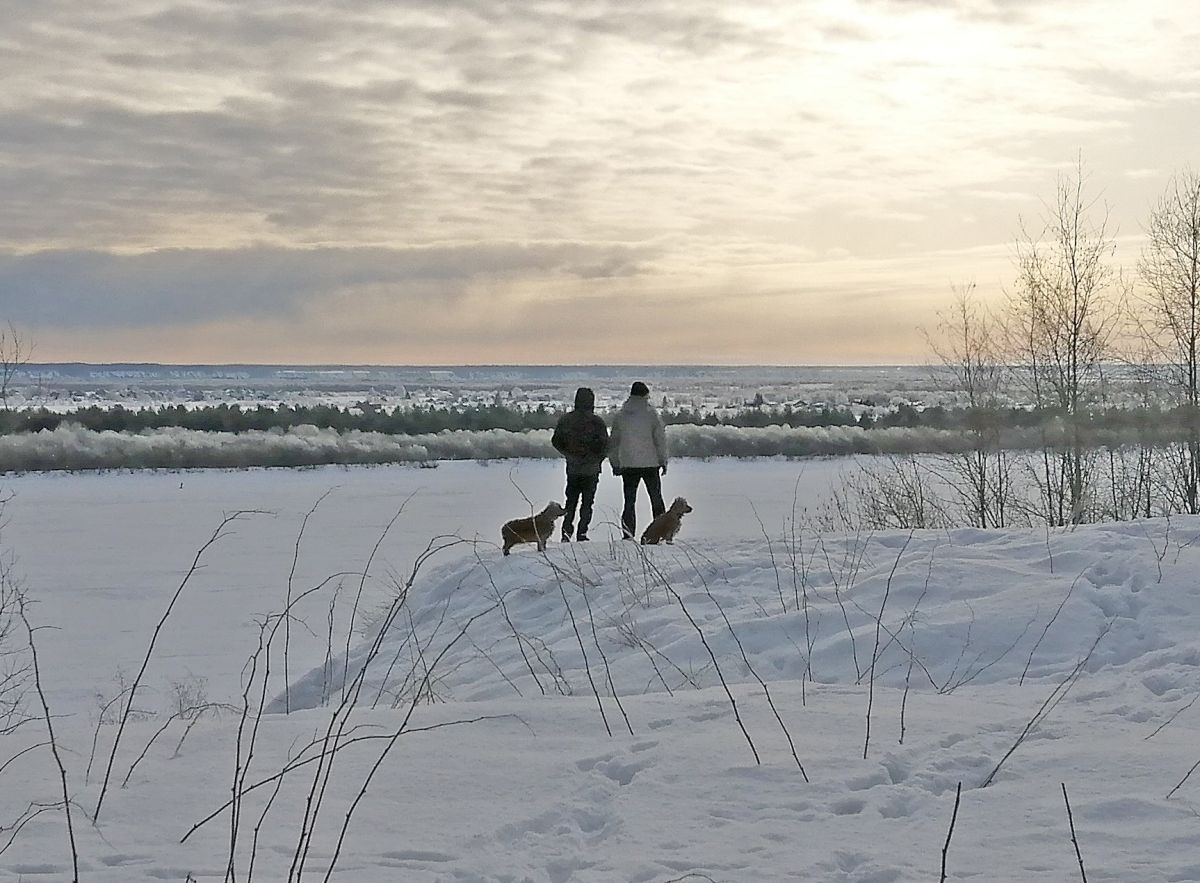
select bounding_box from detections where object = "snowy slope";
[2,464,1200,881]
[291,525,1141,712]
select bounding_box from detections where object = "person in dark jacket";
[551,387,609,542]
[608,381,668,539]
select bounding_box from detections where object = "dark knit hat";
[573,387,595,410]
[630,381,649,397]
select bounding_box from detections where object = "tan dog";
[640,497,693,545]
[501,502,566,555]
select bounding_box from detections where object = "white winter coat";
[609,396,668,470]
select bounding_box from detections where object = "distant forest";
[0,400,1184,437]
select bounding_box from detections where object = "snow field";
[2,460,1200,881]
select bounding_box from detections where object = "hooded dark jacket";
[552,388,610,476]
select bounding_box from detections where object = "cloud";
[1,0,1197,362]
[0,242,653,328]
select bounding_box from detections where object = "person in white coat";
[608,381,668,539]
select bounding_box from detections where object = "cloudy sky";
[2,0,1197,365]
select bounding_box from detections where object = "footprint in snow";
[594,755,653,786]
[576,749,654,785]
[847,768,890,791]
[882,755,911,784]
[1143,671,1182,697]
[831,796,866,815]
[878,792,918,819]
[99,854,154,867]
[812,850,901,882]
[380,850,456,863]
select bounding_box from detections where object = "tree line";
[0,400,956,436]
[7,395,1200,462]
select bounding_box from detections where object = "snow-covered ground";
[3,460,1200,881]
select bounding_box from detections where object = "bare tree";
[1096,356,1158,521]
[925,283,1013,527]
[1005,157,1122,525]
[0,323,31,412]
[1137,168,1200,513]
[0,496,31,738]
[17,592,79,881]
[847,455,949,531]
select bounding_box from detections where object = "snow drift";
[282,522,1181,718]
[255,516,1200,880]
[8,463,1200,881]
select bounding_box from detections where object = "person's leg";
[621,471,641,538]
[562,473,582,540]
[645,468,666,518]
[577,474,599,539]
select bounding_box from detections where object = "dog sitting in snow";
[640,497,693,545]
[501,502,566,555]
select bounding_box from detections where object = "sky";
[1,0,1197,366]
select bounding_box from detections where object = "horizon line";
[19,360,932,370]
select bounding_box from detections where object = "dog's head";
[542,502,566,518]
[669,497,693,515]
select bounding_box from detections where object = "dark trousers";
[563,473,599,538]
[621,468,665,538]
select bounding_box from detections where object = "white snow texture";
[2,460,1200,882]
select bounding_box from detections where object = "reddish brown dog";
[502,502,566,555]
[640,497,693,545]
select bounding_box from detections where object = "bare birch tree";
[1005,158,1121,525]
[925,283,1013,527]
[1137,168,1200,513]
[1096,357,1157,521]
[0,549,30,737]
[0,322,31,412]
